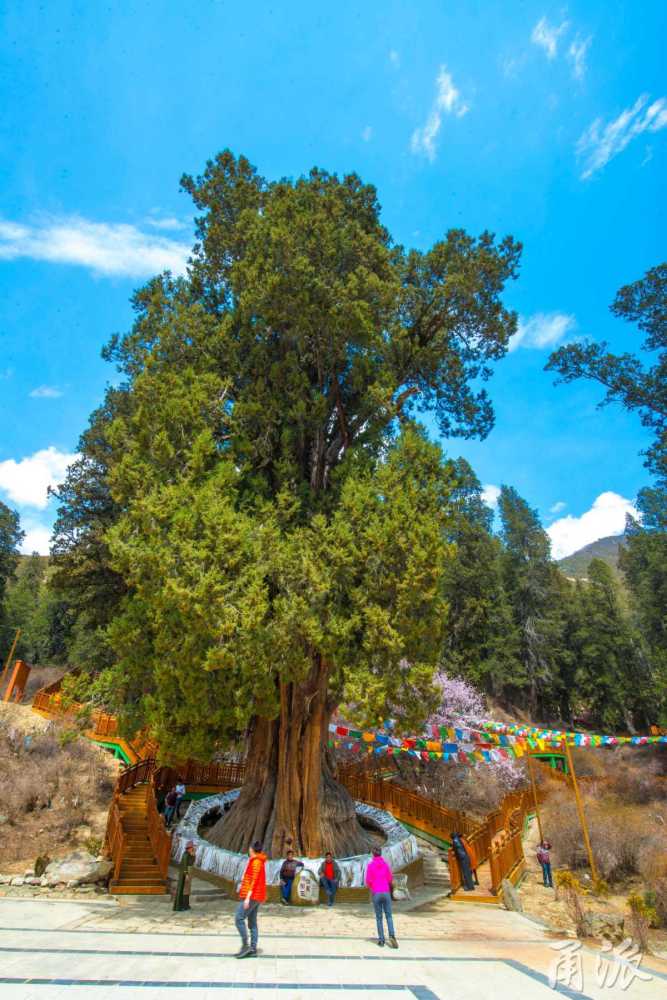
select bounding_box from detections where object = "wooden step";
[109,883,168,895]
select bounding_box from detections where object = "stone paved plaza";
[0,893,666,1000]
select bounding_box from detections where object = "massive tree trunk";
[208,657,371,857]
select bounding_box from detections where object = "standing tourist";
[173,841,196,912]
[536,839,554,888]
[318,851,342,907]
[451,832,475,891]
[235,841,267,958]
[279,850,304,905]
[365,846,398,949]
[174,777,186,821]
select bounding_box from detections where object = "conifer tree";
[53,152,521,855]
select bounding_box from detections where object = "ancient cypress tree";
[56,152,521,855]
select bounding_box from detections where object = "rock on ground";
[43,851,113,887]
[501,878,523,912]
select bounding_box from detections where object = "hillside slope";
[558,534,625,579]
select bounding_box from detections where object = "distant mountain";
[558,534,626,579]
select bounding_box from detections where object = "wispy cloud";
[509,312,576,352]
[29,385,63,399]
[567,35,592,80]
[548,491,638,560]
[361,125,373,142]
[549,501,567,515]
[389,50,400,69]
[531,16,569,60]
[410,66,469,162]
[0,215,190,278]
[577,94,667,179]
[0,446,79,509]
[145,216,188,232]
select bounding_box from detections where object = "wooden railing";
[341,772,478,839]
[105,797,125,884]
[489,827,524,894]
[156,760,247,791]
[147,769,173,878]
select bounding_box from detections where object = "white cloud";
[0,215,190,278]
[145,216,188,231]
[549,501,567,515]
[482,484,501,508]
[0,446,78,509]
[567,35,591,79]
[531,16,569,60]
[29,385,63,399]
[389,50,400,68]
[361,125,373,142]
[577,94,667,179]
[19,520,52,555]
[410,66,469,162]
[548,491,638,560]
[509,312,576,352]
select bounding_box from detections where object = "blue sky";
[0,1,665,556]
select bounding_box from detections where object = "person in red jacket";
[235,841,267,958]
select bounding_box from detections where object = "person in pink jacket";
[365,846,398,948]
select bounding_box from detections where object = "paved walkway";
[0,895,666,999]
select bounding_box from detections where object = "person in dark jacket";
[173,841,196,911]
[317,852,342,907]
[451,832,475,891]
[279,850,304,905]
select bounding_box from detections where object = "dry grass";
[0,706,119,871]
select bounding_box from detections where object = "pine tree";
[572,559,649,729]
[441,460,520,696]
[0,502,23,655]
[497,485,561,716]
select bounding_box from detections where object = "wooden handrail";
[147,770,172,878]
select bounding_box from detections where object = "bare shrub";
[653,879,667,927]
[542,778,666,886]
[0,713,118,866]
[627,893,657,953]
[555,870,588,936]
[392,754,527,818]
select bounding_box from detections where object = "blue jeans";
[281,877,294,903]
[164,805,176,826]
[235,899,260,949]
[372,892,395,943]
[540,861,553,887]
[320,876,338,905]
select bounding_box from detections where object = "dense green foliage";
[2,554,72,665]
[0,501,23,657]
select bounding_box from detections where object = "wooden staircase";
[109,785,167,894]
[106,761,172,896]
